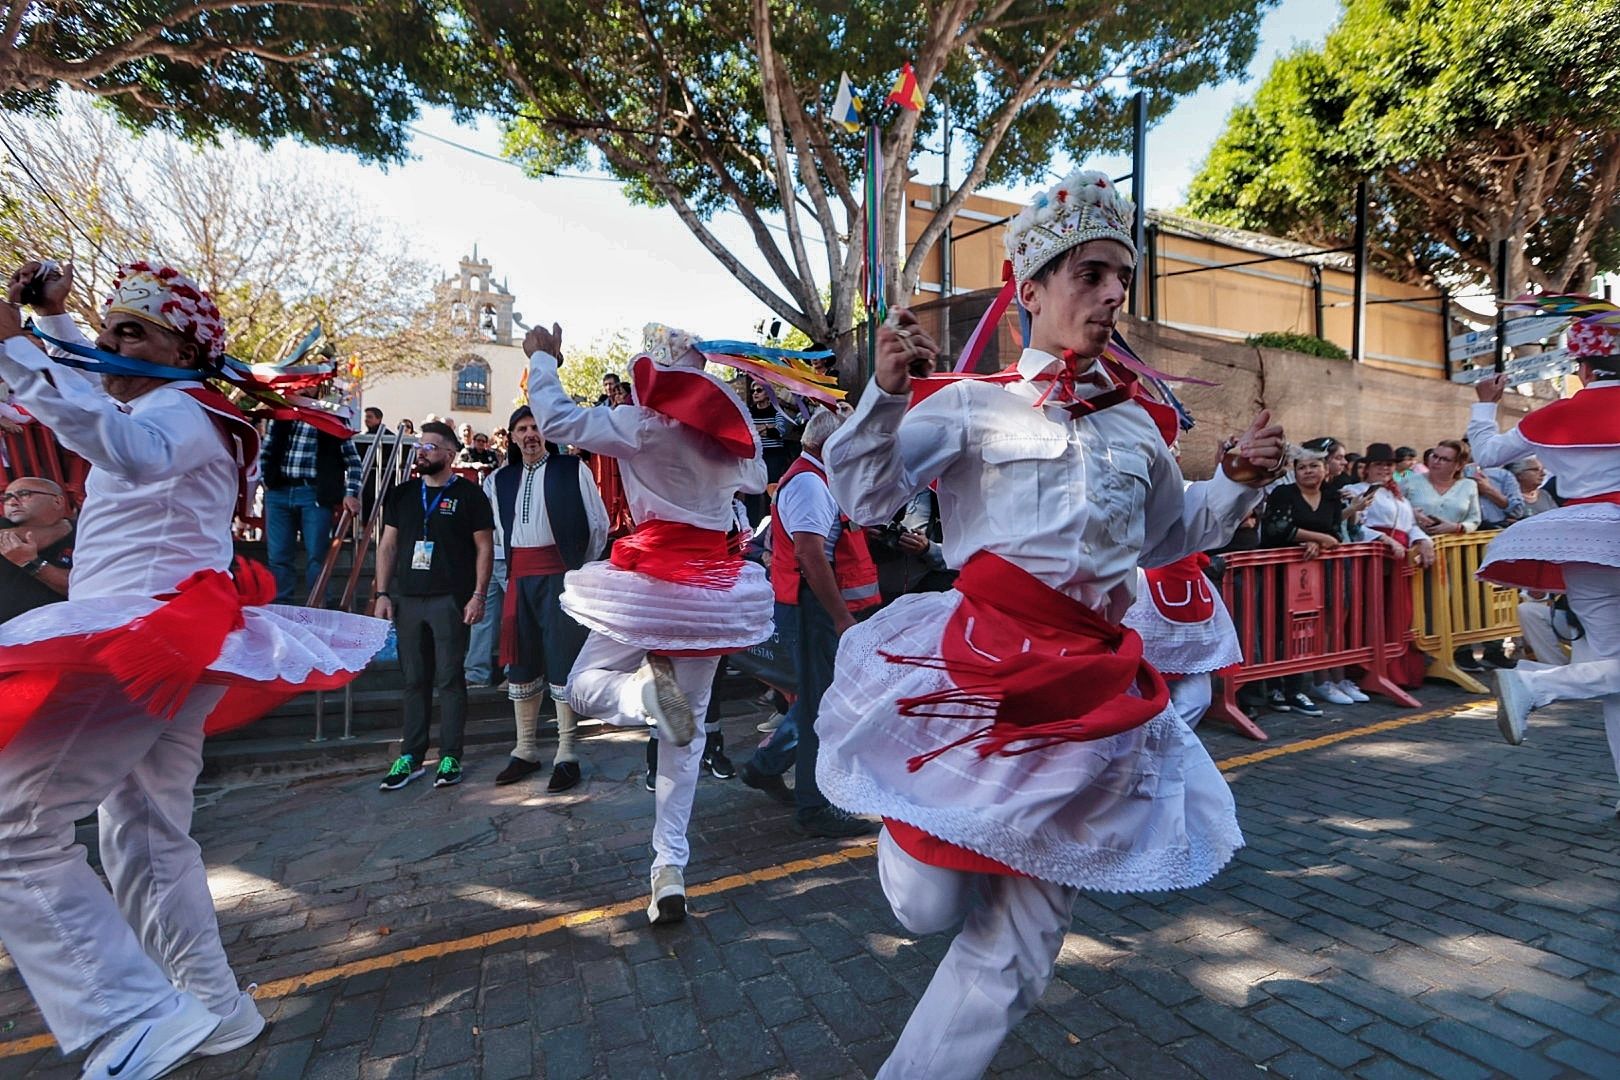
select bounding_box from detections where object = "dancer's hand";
[1220,410,1286,485]
[6,260,71,315]
[523,322,564,364]
[875,308,937,395]
[0,300,23,343]
[1475,373,1508,403]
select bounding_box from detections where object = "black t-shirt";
[382,476,494,604]
[0,522,74,624]
[1261,483,1343,548]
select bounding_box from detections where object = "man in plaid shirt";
[259,418,363,604]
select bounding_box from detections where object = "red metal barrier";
[1,423,88,510]
[1210,541,1421,741]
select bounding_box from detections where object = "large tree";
[450,0,1272,360]
[1184,0,1620,296]
[0,1,462,161]
[0,99,455,374]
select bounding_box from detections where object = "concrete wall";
[1119,315,1540,477]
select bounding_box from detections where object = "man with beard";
[485,405,606,792]
[374,421,495,791]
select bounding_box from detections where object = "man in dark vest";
[490,405,608,792]
[259,417,362,604]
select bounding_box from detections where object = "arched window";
[453,357,491,411]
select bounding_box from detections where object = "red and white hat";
[103,261,227,362]
[1567,319,1620,361]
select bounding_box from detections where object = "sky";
[284,0,1335,348]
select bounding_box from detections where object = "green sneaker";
[379,754,423,792]
[433,755,463,788]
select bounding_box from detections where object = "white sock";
[512,695,544,762]
[554,699,579,765]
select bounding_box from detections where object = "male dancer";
[486,405,607,792]
[523,321,771,924]
[1471,307,1620,815]
[0,260,384,1078]
[817,169,1285,1078]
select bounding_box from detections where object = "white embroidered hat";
[641,322,704,369]
[1004,169,1136,284]
[103,260,227,362]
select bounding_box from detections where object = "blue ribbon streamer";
[694,339,834,361]
[27,323,205,381]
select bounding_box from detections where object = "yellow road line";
[0,699,1489,1061]
[1214,699,1490,772]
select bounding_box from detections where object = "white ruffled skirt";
[1477,504,1620,591]
[816,590,1245,892]
[1123,588,1242,676]
[560,559,774,653]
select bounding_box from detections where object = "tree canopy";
[0,2,464,162]
[447,0,1273,358]
[1184,0,1620,296]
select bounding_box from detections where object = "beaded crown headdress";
[1004,169,1136,284]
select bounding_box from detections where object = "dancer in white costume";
[522,321,771,923]
[1471,301,1620,815]
[1123,554,1242,728]
[818,169,1286,1079]
[0,261,385,1078]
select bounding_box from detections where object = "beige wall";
[903,182,1450,378]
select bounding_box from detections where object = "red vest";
[769,456,881,613]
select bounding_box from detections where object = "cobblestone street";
[3,683,1618,1079]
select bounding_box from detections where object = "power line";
[0,125,112,263]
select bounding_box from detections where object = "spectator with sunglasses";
[0,477,73,623]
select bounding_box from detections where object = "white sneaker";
[1495,668,1532,745]
[637,656,695,747]
[1338,679,1371,703]
[82,992,220,1080]
[189,987,265,1058]
[647,865,686,925]
[756,711,785,734]
[1314,682,1355,705]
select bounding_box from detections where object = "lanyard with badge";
[414,482,449,570]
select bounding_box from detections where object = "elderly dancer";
[523,321,770,924]
[0,260,385,1078]
[486,405,607,792]
[1472,303,1620,816]
[817,169,1285,1078]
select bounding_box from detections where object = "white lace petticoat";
[560,559,774,652]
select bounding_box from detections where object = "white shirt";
[481,455,609,558]
[824,348,1261,620]
[1347,483,1430,544]
[1467,381,1620,499]
[0,318,236,600]
[525,351,766,530]
[774,451,843,560]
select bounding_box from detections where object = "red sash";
[1564,492,1620,507]
[609,520,742,589]
[1516,385,1620,448]
[498,546,567,666]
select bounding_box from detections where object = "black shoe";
[547,760,582,793]
[1288,693,1324,717]
[1267,689,1293,713]
[379,754,424,791]
[433,755,463,787]
[794,806,879,839]
[741,763,794,805]
[702,731,735,780]
[1455,648,1486,672]
[494,757,544,786]
[644,735,658,792]
[1481,645,1515,669]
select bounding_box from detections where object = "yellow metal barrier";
[1410,532,1521,692]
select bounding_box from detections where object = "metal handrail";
[306,428,416,742]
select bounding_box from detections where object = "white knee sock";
[512,695,544,762]
[554,700,579,765]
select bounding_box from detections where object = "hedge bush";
[1244,331,1350,360]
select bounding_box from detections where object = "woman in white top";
[1401,439,1480,534]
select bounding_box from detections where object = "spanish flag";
[886,62,924,111]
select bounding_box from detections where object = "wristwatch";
[22,557,46,576]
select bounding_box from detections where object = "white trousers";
[874,829,1076,1080]
[1517,563,1620,788]
[568,632,715,871]
[1516,598,1574,666]
[0,677,238,1052]
[1169,673,1213,729]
